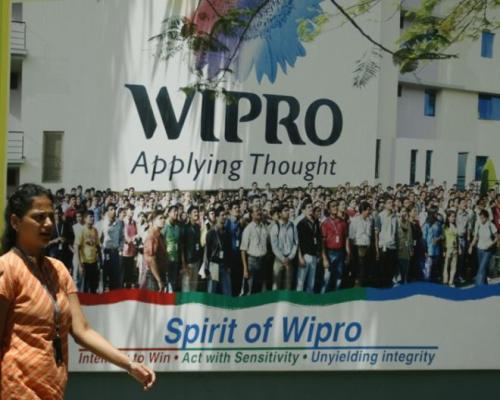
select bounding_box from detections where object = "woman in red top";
[0,184,156,399]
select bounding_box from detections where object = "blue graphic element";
[196,0,325,84]
[366,283,500,302]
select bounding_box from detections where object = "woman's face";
[12,195,54,251]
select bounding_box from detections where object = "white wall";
[374,0,399,186]
[397,85,436,140]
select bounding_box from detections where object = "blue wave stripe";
[366,283,500,301]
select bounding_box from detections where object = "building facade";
[6,0,500,193]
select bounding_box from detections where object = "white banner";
[69,285,500,371]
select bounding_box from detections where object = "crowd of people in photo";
[44,181,500,296]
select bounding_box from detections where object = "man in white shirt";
[349,201,373,287]
[240,205,269,294]
[375,198,399,287]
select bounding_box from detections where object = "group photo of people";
[44,181,500,296]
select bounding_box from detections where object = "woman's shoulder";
[0,250,28,272]
[0,250,30,298]
[0,252,14,278]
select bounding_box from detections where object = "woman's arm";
[68,293,156,390]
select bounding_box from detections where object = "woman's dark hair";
[2,183,54,254]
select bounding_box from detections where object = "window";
[7,167,20,197]
[410,149,418,185]
[425,150,432,183]
[478,94,500,120]
[7,167,19,187]
[375,139,381,179]
[475,156,488,181]
[400,12,405,29]
[457,152,468,190]
[10,72,18,90]
[42,132,63,182]
[397,84,402,97]
[424,90,436,116]
[481,31,494,58]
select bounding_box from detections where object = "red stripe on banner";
[77,289,176,306]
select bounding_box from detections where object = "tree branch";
[206,0,272,86]
[329,0,395,55]
[205,0,223,18]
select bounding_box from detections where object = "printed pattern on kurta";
[0,251,77,399]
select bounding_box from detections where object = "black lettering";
[125,85,158,139]
[305,99,343,146]
[263,94,305,145]
[201,90,218,142]
[264,154,276,175]
[130,151,149,174]
[156,87,195,140]
[278,161,290,175]
[225,91,262,143]
[250,153,265,174]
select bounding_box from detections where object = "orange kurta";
[0,250,77,399]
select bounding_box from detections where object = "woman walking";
[0,184,156,398]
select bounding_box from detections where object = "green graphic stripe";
[175,289,367,309]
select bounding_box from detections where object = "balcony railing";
[10,20,27,57]
[8,131,25,164]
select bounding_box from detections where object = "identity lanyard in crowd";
[306,218,317,238]
[189,223,198,237]
[384,212,395,239]
[14,247,64,366]
[255,223,266,248]
[55,222,63,238]
[360,217,371,238]
[329,217,340,236]
[215,229,224,251]
[278,222,295,250]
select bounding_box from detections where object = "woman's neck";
[15,243,43,262]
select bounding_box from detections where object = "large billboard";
[71,285,500,371]
[16,0,500,374]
